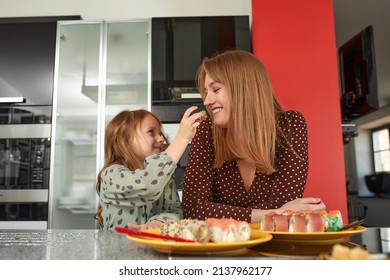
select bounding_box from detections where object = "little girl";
[95,106,204,230]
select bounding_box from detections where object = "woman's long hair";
[196,50,284,173]
[94,110,168,227]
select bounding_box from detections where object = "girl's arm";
[148,178,183,222]
[100,152,176,207]
[127,178,183,230]
[164,106,205,164]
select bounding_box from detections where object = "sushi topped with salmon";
[319,210,343,232]
[259,209,344,232]
[205,218,251,242]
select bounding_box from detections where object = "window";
[372,126,390,172]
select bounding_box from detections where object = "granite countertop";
[0,229,166,260]
[1,227,389,260]
[0,229,272,260]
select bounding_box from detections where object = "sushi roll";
[161,219,210,242]
[289,215,307,232]
[281,210,295,216]
[183,219,210,242]
[257,210,344,233]
[205,218,250,242]
[274,215,290,232]
[205,218,237,242]
[306,213,325,232]
[161,219,181,237]
[295,210,313,216]
[230,219,251,241]
[260,213,276,231]
[323,210,343,232]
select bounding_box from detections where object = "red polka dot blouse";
[182,110,308,222]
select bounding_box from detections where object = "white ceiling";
[333,0,390,108]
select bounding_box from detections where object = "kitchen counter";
[0,229,165,260]
[0,227,389,260]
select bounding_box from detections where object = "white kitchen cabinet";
[49,19,151,229]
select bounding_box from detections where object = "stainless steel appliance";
[0,101,52,229]
[0,17,61,229]
[1,16,82,229]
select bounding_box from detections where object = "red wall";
[251,0,348,220]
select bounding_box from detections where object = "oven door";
[0,125,51,189]
[0,190,48,229]
[0,118,51,229]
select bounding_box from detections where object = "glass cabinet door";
[50,21,102,229]
[104,20,151,124]
[50,20,150,229]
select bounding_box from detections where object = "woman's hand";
[126,220,163,231]
[251,197,326,223]
[279,197,326,213]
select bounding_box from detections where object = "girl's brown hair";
[94,110,168,227]
[196,50,285,173]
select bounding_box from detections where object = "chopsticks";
[115,227,197,243]
[340,219,365,231]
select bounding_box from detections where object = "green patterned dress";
[99,152,183,230]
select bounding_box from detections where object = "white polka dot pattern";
[182,110,309,222]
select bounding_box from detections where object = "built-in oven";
[0,101,52,229]
[0,17,82,228]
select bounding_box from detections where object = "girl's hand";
[176,106,206,142]
[126,220,163,231]
[165,106,206,164]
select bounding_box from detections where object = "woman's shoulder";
[202,116,214,135]
[191,116,213,142]
[280,110,306,123]
[278,110,307,134]
[199,116,212,131]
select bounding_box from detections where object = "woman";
[182,50,326,223]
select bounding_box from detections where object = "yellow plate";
[251,224,366,244]
[257,240,364,258]
[125,228,273,254]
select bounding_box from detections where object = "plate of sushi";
[254,210,366,243]
[125,218,273,254]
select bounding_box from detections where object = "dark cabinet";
[150,16,251,123]
[0,16,81,107]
